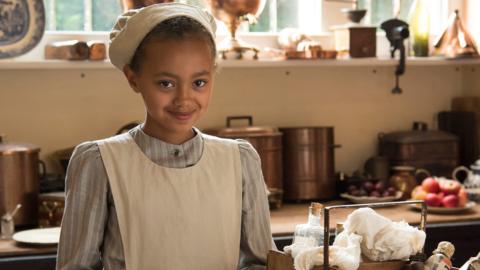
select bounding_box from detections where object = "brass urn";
[204,0,266,59]
[121,0,173,11]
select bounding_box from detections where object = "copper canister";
[0,136,42,226]
[280,127,337,201]
[205,116,283,208]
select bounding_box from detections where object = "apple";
[425,193,442,207]
[458,187,468,207]
[411,185,427,200]
[442,194,459,208]
[370,190,381,197]
[439,179,461,195]
[422,177,441,193]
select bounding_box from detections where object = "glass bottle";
[293,202,324,248]
[424,241,455,270]
[408,0,430,56]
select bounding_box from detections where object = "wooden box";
[333,26,376,58]
[267,250,409,270]
[38,192,65,228]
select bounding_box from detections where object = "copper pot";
[0,135,44,226]
[280,127,339,201]
[205,116,283,207]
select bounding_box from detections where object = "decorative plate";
[340,191,403,204]
[410,201,476,214]
[0,0,45,58]
[12,227,60,245]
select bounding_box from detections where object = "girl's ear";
[123,65,140,93]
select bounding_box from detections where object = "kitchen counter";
[270,200,480,237]
[1,201,479,269]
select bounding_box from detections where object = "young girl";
[56,3,274,269]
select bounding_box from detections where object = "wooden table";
[270,200,480,236]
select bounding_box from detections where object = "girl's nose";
[174,85,191,104]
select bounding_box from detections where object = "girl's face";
[124,35,215,144]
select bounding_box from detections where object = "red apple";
[411,185,427,200]
[458,187,468,207]
[439,180,461,195]
[425,193,442,207]
[442,194,459,208]
[422,177,441,193]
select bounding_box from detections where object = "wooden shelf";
[1,57,479,70]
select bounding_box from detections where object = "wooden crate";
[267,250,409,270]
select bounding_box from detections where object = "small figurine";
[425,241,455,270]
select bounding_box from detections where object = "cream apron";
[97,133,242,270]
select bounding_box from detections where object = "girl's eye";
[193,79,207,88]
[157,80,174,88]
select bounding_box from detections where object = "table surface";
[1,201,479,257]
[270,200,480,236]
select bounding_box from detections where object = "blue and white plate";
[0,0,45,58]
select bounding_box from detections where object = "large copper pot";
[204,0,266,59]
[204,116,284,208]
[0,135,44,227]
[121,0,173,11]
[280,127,339,201]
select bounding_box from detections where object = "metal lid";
[380,130,458,144]
[206,116,281,138]
[0,136,40,155]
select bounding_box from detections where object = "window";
[44,0,447,35]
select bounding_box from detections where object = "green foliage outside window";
[54,0,84,31]
[92,0,122,31]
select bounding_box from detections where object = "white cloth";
[97,132,242,269]
[344,207,426,262]
[284,232,362,270]
[109,2,216,70]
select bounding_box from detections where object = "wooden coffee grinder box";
[333,25,376,58]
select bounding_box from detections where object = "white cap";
[109,2,216,70]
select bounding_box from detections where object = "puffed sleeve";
[56,142,109,270]
[237,139,277,270]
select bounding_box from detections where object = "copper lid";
[205,116,281,138]
[433,10,479,58]
[0,136,40,155]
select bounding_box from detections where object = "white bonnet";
[109,2,216,70]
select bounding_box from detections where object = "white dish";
[340,191,403,204]
[12,227,60,245]
[410,201,476,214]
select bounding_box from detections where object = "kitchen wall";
[2,64,477,174]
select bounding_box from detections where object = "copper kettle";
[0,135,44,226]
